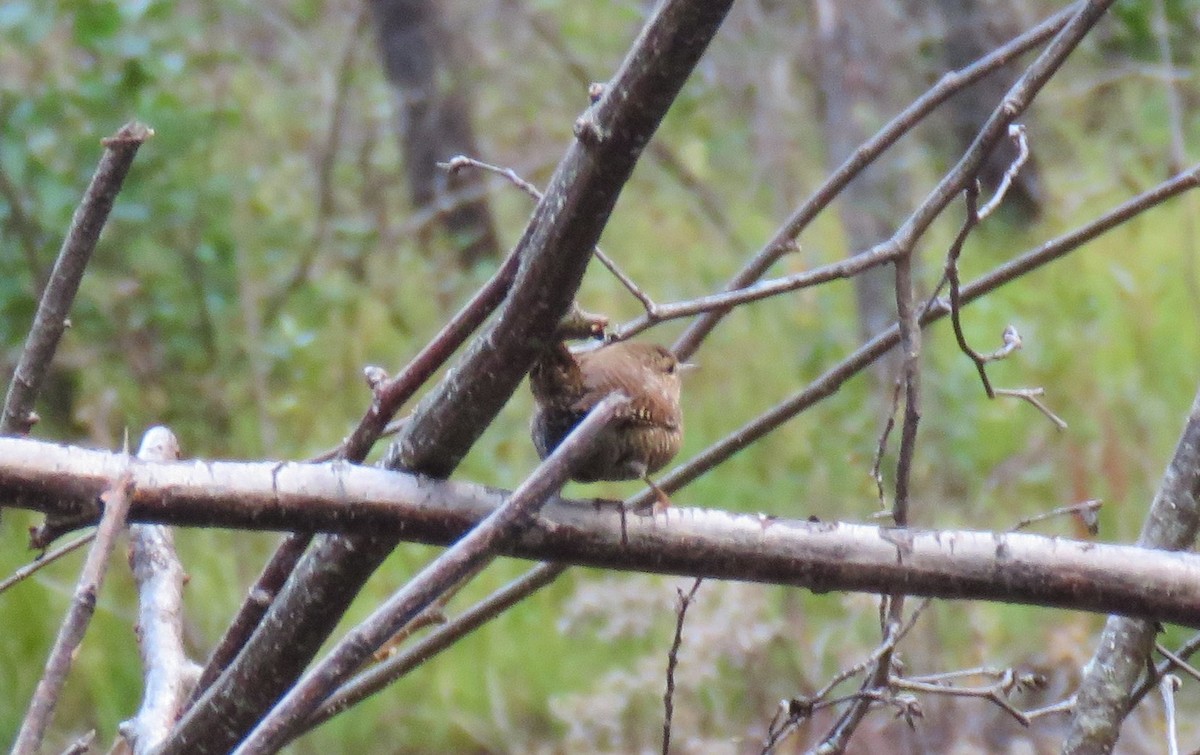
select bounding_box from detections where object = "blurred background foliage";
[2,0,1199,751]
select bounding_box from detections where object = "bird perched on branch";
[530,340,685,509]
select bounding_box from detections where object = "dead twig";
[1010,499,1102,534]
[2,121,153,435]
[13,462,135,754]
[662,578,703,755]
[442,155,661,320]
[0,531,96,596]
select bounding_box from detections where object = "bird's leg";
[642,473,673,515]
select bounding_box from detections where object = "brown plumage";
[530,341,684,486]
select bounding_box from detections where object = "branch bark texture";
[1,121,152,436]
[159,2,735,751]
[6,437,1200,628]
[1065,385,1200,753]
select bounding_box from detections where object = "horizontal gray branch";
[4,436,1199,626]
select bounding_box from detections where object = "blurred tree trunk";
[370,0,501,268]
[813,0,912,390]
[934,0,1043,222]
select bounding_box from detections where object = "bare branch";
[120,427,199,754]
[671,2,1080,359]
[13,458,135,754]
[303,563,567,733]
[1155,642,1200,685]
[1130,633,1200,709]
[235,394,631,752]
[1010,499,1102,534]
[6,437,1200,627]
[0,531,95,596]
[2,121,153,436]
[443,154,660,319]
[816,249,921,750]
[977,124,1031,220]
[662,578,702,755]
[637,162,1200,509]
[763,599,931,753]
[1066,382,1200,752]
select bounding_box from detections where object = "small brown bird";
[530,340,684,504]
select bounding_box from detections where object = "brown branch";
[1155,642,1200,685]
[763,599,931,753]
[670,2,1080,359]
[1129,633,1200,710]
[235,394,630,752]
[7,438,1200,627]
[1,121,153,436]
[195,194,528,702]
[634,162,1200,510]
[943,147,1062,429]
[12,462,135,754]
[163,6,738,750]
[816,236,923,752]
[443,154,659,320]
[303,562,566,734]
[662,577,702,755]
[1065,381,1200,752]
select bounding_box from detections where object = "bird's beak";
[677,362,698,375]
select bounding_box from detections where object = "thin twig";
[1155,642,1200,685]
[1010,499,1102,534]
[889,668,1041,726]
[814,249,921,752]
[1025,696,1076,720]
[634,161,1200,512]
[443,155,659,317]
[671,2,1081,360]
[13,465,135,754]
[302,562,567,734]
[662,578,702,755]
[0,531,95,596]
[1129,633,1200,709]
[2,121,153,435]
[870,380,903,513]
[763,599,931,753]
[993,388,1068,430]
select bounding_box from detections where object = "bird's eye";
[666,362,676,374]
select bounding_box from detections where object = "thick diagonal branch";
[1064,384,1200,753]
[157,2,735,752]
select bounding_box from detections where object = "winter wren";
[530,341,684,490]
